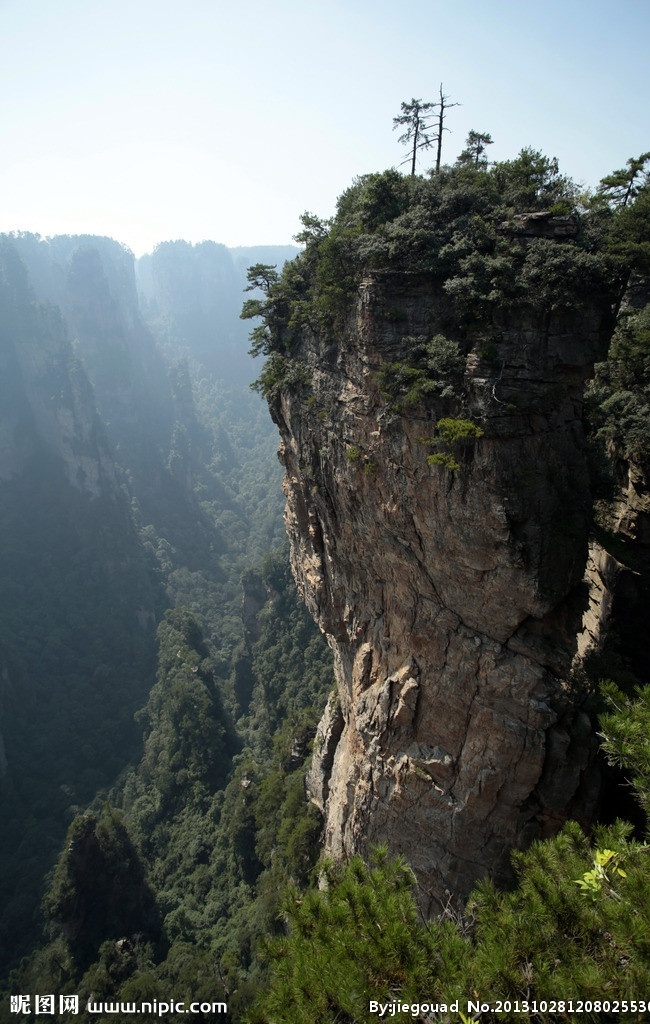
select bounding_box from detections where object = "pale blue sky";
[1,0,648,255]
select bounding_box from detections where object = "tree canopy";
[241,144,638,401]
[393,97,437,176]
[250,678,650,1023]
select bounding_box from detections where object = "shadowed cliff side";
[246,160,627,907]
[275,270,613,907]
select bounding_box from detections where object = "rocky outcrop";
[0,239,117,497]
[498,211,579,241]
[49,811,162,969]
[269,267,615,907]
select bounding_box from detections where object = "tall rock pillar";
[268,257,614,907]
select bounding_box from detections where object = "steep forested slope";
[0,237,160,970]
[0,232,332,1011]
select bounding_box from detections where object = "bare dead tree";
[433,83,461,174]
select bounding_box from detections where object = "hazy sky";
[1,0,648,256]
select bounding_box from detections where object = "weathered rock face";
[269,267,615,907]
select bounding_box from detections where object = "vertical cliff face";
[8,234,175,492]
[268,260,615,906]
[0,238,117,496]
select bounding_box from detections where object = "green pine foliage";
[419,417,485,472]
[252,684,650,1024]
[458,820,650,1017]
[249,848,446,1024]
[599,681,650,813]
[242,150,632,404]
[587,303,650,471]
[374,334,467,411]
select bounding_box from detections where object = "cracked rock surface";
[268,269,614,905]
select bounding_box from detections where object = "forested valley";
[1,141,650,1024]
[0,234,333,1021]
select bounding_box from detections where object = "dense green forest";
[0,232,333,1022]
[1,140,649,1024]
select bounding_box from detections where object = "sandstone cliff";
[266,248,617,907]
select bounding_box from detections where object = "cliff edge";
[247,163,628,907]
[271,271,615,907]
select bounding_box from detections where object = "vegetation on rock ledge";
[251,682,650,1024]
[241,147,650,405]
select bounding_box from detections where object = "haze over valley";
[2,1,650,1020]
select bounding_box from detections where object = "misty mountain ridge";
[0,229,306,980]
[6,232,298,384]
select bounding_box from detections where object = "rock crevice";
[272,268,613,903]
